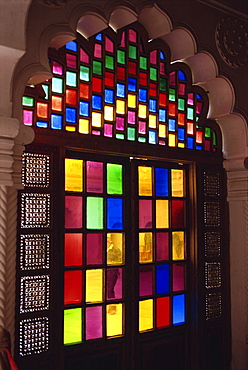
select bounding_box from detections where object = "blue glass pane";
[105,89,114,104]
[173,294,185,325]
[107,198,123,230]
[149,130,157,144]
[155,168,169,196]
[156,264,170,294]
[149,99,157,113]
[79,102,90,116]
[168,119,176,132]
[66,41,78,52]
[159,109,166,122]
[128,78,137,92]
[92,95,102,110]
[160,51,165,59]
[187,137,194,149]
[66,108,76,123]
[51,114,63,130]
[139,89,147,102]
[117,84,125,98]
[178,128,185,141]
[95,33,102,41]
[36,121,48,128]
[178,70,186,81]
[196,145,203,150]
[196,94,202,100]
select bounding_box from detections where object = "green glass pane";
[138,137,146,143]
[160,78,167,91]
[93,61,102,75]
[80,66,90,81]
[116,133,125,140]
[64,308,82,345]
[117,50,125,64]
[107,164,123,194]
[150,68,157,81]
[187,107,194,120]
[66,71,77,87]
[105,55,114,70]
[140,56,147,70]
[87,197,103,229]
[127,127,136,141]
[22,96,34,107]
[213,131,217,145]
[169,89,176,102]
[178,98,185,111]
[42,84,49,99]
[129,45,137,59]
[205,127,211,137]
[196,116,199,122]
[52,77,63,93]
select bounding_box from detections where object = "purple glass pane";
[107,268,122,300]
[139,200,152,229]
[116,117,125,131]
[86,306,102,340]
[139,265,153,296]
[86,233,103,265]
[65,196,82,229]
[86,161,103,193]
[156,232,169,261]
[173,263,185,291]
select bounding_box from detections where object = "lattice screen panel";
[19,317,49,356]
[20,193,51,228]
[206,293,222,320]
[205,262,221,289]
[22,153,50,188]
[204,231,221,258]
[20,234,50,270]
[20,275,50,313]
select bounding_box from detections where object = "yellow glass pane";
[92,112,102,127]
[138,166,152,196]
[138,104,147,119]
[104,106,114,121]
[149,115,157,128]
[139,299,153,332]
[86,269,103,303]
[172,231,185,260]
[128,94,136,108]
[178,142,185,148]
[156,200,169,228]
[116,100,125,115]
[66,126,76,132]
[107,233,124,265]
[65,158,83,192]
[168,133,176,147]
[106,303,123,337]
[139,232,153,263]
[79,118,89,134]
[159,124,166,138]
[171,169,184,197]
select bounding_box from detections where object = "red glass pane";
[139,265,153,296]
[205,140,211,151]
[178,113,185,125]
[86,233,103,265]
[168,103,176,116]
[80,83,90,99]
[156,232,169,261]
[120,31,125,47]
[160,62,166,75]
[86,161,103,193]
[140,72,147,86]
[64,270,82,304]
[196,102,203,114]
[105,37,114,53]
[94,44,102,58]
[86,306,103,340]
[66,54,77,69]
[66,89,77,105]
[159,93,166,107]
[65,196,82,229]
[169,71,176,86]
[129,29,137,42]
[150,50,157,65]
[171,200,184,228]
[149,83,157,97]
[92,77,102,92]
[105,72,115,86]
[156,297,170,327]
[117,67,125,80]
[128,62,137,75]
[107,268,122,300]
[173,263,185,291]
[64,233,83,266]
[178,83,186,95]
[139,199,152,228]
[80,48,89,63]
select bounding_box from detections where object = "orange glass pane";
[80,84,89,99]
[52,96,62,111]
[178,113,185,126]
[187,122,194,135]
[196,131,203,143]
[66,89,77,105]
[37,103,48,118]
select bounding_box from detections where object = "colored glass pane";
[22,96,34,107]
[128,127,135,141]
[86,197,103,229]
[139,89,147,102]
[156,232,169,261]
[156,297,170,327]
[128,62,137,75]
[158,109,166,123]
[169,71,176,85]
[66,40,77,52]
[150,67,157,81]
[117,50,125,64]
[187,93,194,105]
[196,102,203,114]
[160,62,166,75]
[107,198,123,229]
[138,104,147,119]
[140,72,147,86]
[178,113,185,126]
[128,78,137,92]
[52,61,63,75]
[105,37,114,52]
[94,43,102,58]
[149,83,157,97]
[92,77,102,92]
[65,196,82,229]
[116,100,125,114]
[66,54,77,69]
[139,299,153,332]
[66,89,77,105]
[105,89,114,104]
[107,233,124,265]
[168,104,176,117]
[178,98,185,111]
[168,119,176,132]
[106,303,123,337]
[160,78,167,91]
[117,84,126,98]
[86,269,103,303]
[86,161,103,193]
[139,232,153,263]
[172,200,184,228]
[140,56,147,70]
[159,93,166,107]
[66,108,76,123]
[156,264,170,294]
[80,48,89,63]
[65,158,83,192]
[86,233,103,265]
[149,115,156,128]
[105,55,114,70]
[107,163,122,195]
[156,200,169,228]
[79,119,89,134]
[128,111,136,124]
[80,84,89,99]
[37,103,48,118]
[107,268,122,300]
[64,308,82,345]
[64,270,82,304]
[128,94,136,108]
[172,231,185,260]
[168,133,176,147]
[117,67,125,80]
[66,71,77,87]
[187,107,194,120]
[149,99,157,112]
[64,233,82,266]
[116,117,124,130]
[150,50,157,65]
[93,61,102,75]
[52,77,63,93]
[92,112,102,127]
[139,200,152,228]
[155,168,169,196]
[138,166,152,196]
[173,294,185,325]
[139,265,153,296]
[187,137,194,149]
[92,95,102,110]
[138,121,146,134]
[42,84,49,99]
[86,306,102,340]
[129,45,137,59]
[128,29,137,42]
[171,169,184,197]
[178,128,185,141]
[178,83,186,95]
[173,263,185,291]
[104,106,114,121]
[95,33,102,41]
[169,88,176,101]
[187,122,194,135]
[23,110,33,126]
[79,102,89,116]
[36,121,48,128]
